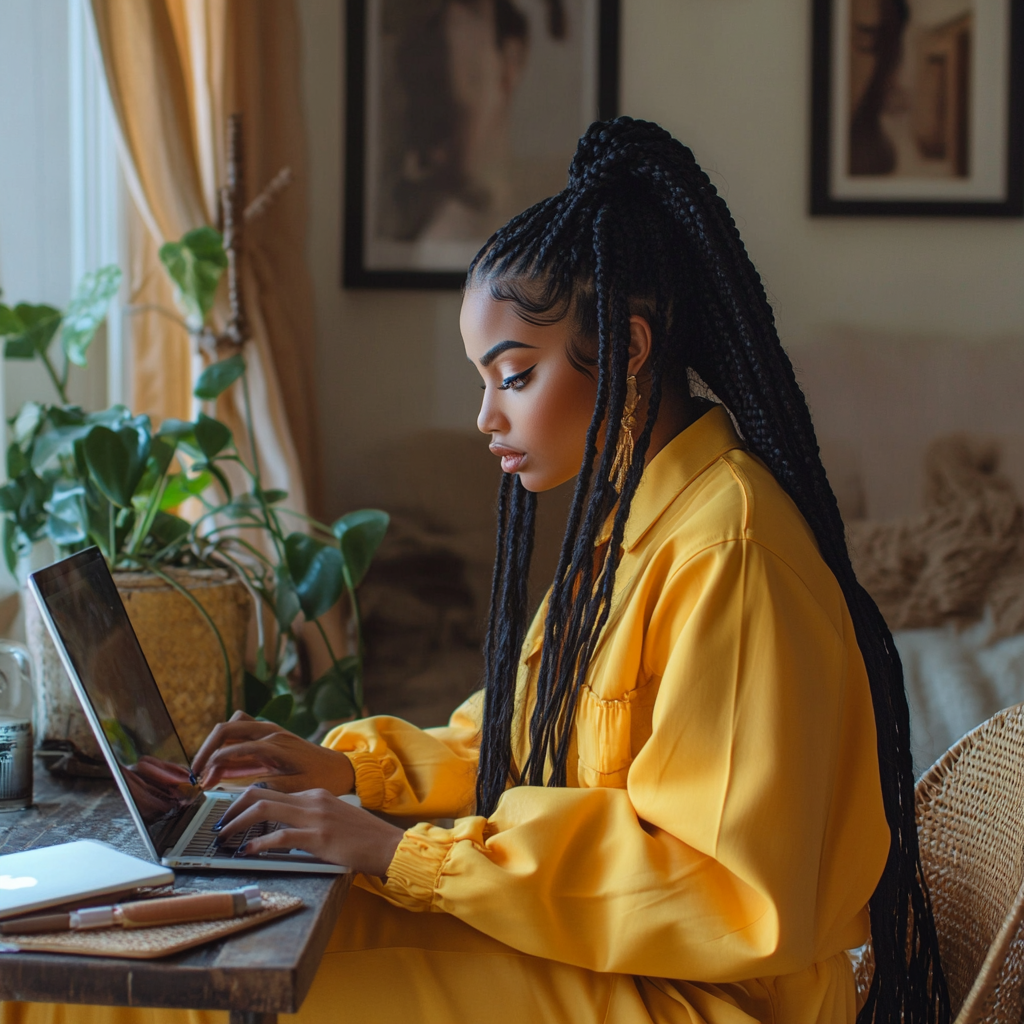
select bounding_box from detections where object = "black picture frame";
[811,0,1024,217]
[344,0,621,289]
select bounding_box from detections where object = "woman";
[4,118,948,1024]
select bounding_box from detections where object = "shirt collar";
[596,404,744,552]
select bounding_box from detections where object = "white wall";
[302,0,1024,516]
[298,0,476,519]
[621,2,1024,342]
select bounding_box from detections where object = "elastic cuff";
[348,750,399,810]
[383,823,454,911]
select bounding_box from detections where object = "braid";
[476,473,537,808]
[469,117,949,1024]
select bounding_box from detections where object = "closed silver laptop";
[0,839,173,920]
[29,548,349,875]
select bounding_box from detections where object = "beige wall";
[298,0,1024,518]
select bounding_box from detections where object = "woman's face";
[461,285,598,493]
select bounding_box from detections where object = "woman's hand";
[213,785,404,876]
[193,711,355,795]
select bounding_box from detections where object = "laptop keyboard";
[181,805,284,859]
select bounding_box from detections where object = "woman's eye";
[497,365,537,392]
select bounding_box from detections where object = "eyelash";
[490,364,537,393]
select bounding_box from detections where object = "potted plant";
[0,246,387,763]
[0,267,249,763]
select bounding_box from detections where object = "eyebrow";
[478,339,538,367]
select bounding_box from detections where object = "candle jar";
[0,640,34,811]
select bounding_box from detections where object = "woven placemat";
[2,891,302,959]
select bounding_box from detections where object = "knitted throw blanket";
[848,436,1024,639]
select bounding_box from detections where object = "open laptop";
[29,548,348,874]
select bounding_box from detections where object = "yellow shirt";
[324,405,889,1007]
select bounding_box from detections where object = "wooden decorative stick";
[220,113,248,348]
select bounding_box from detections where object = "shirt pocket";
[575,686,633,789]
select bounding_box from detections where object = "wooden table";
[0,769,351,1024]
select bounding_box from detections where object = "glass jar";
[0,640,34,811]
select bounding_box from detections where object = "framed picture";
[811,0,1024,216]
[344,0,620,288]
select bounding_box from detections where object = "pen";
[0,886,262,935]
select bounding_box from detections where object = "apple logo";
[0,875,37,890]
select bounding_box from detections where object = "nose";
[476,386,509,436]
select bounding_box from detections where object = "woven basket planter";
[28,566,250,765]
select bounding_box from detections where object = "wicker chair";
[855,702,1024,1022]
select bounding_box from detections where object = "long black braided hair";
[468,118,949,1024]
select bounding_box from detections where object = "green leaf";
[61,265,122,366]
[284,533,345,621]
[11,402,44,448]
[194,413,231,459]
[54,405,89,427]
[46,483,87,548]
[309,658,360,722]
[332,509,390,588]
[6,444,29,479]
[16,472,50,527]
[200,460,233,501]
[83,424,152,507]
[256,692,294,727]
[155,418,202,460]
[82,484,115,556]
[158,226,227,329]
[2,520,20,575]
[147,511,190,549]
[255,649,271,682]
[148,436,177,477]
[4,304,61,359]
[273,563,301,630]
[0,481,23,514]
[312,680,358,722]
[46,510,87,548]
[193,354,245,401]
[258,488,287,505]
[30,423,93,472]
[0,304,23,336]
[158,470,211,511]
[243,671,272,716]
[284,707,319,739]
[85,405,130,428]
[155,418,196,440]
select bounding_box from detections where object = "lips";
[489,444,525,474]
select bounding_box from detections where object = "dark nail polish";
[254,782,269,789]
[212,822,223,832]
[238,842,248,855]
[189,770,197,785]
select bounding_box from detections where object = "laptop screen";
[31,548,203,854]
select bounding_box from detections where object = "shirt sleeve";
[321,691,482,819]
[363,539,890,982]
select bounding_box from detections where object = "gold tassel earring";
[610,375,640,492]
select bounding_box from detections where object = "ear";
[627,316,653,378]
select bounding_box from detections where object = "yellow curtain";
[90,0,322,514]
[90,0,342,674]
